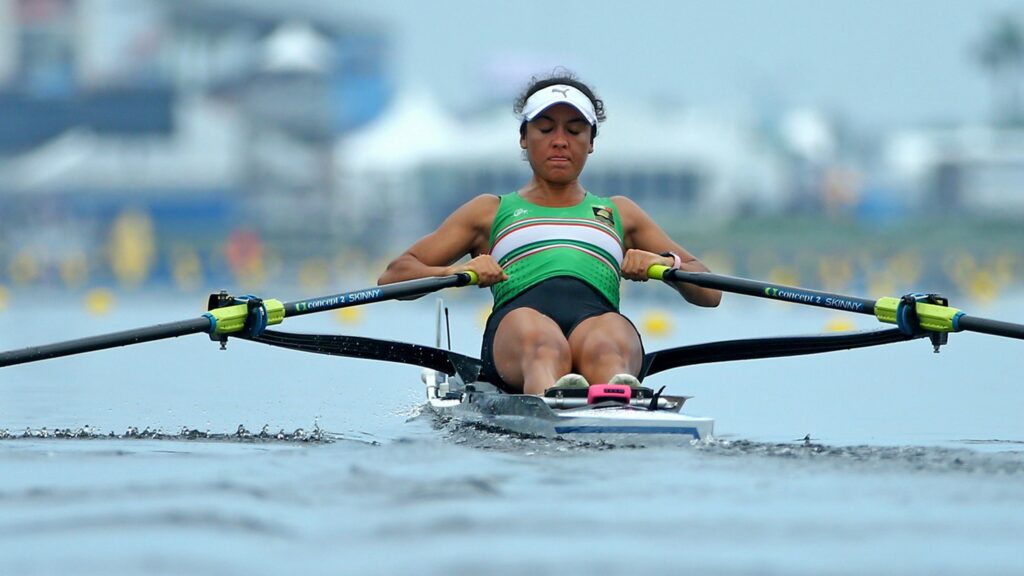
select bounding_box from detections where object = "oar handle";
[647,264,672,281]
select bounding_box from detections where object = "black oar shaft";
[283,273,475,318]
[0,317,211,368]
[1,273,478,369]
[665,268,877,316]
[957,315,1024,340]
[662,267,1024,341]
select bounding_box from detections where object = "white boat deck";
[425,370,714,442]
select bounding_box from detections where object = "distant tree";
[976,13,1024,126]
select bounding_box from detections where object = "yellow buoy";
[824,316,856,332]
[0,285,9,311]
[109,210,156,288]
[9,250,40,286]
[640,309,674,338]
[967,271,999,304]
[478,305,492,328]
[335,307,364,325]
[84,289,115,316]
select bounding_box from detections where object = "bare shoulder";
[610,195,642,210]
[454,194,500,224]
[466,193,501,212]
[609,195,648,230]
[438,194,501,254]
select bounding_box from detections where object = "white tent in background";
[593,102,787,220]
[332,91,791,238]
[337,91,459,173]
[333,91,461,243]
[261,21,333,75]
[424,107,522,167]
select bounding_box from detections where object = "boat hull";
[426,376,714,443]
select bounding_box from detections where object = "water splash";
[0,422,334,443]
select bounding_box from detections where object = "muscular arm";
[612,196,721,307]
[378,194,507,286]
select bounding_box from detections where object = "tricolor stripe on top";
[490,217,624,267]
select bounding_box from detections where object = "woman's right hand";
[447,255,508,287]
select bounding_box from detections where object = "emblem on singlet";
[592,205,614,226]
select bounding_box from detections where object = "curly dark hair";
[514,69,605,142]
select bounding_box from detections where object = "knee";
[523,329,571,363]
[581,335,619,357]
[579,335,636,365]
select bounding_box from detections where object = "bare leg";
[567,313,643,384]
[492,308,573,395]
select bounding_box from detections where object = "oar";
[0,272,479,368]
[649,265,1024,341]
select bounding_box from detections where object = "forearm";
[377,253,454,285]
[668,257,722,307]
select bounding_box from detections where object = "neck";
[520,178,585,206]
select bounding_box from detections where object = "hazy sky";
[338,0,1023,130]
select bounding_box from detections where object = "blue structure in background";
[0,88,175,153]
[331,34,392,134]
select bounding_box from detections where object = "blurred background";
[1,0,1023,311]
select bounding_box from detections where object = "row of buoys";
[2,238,1019,297]
[0,228,1019,339]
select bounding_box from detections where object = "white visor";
[521,84,597,126]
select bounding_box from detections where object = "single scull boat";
[424,369,714,442]
[3,267,1022,445]
[422,298,713,442]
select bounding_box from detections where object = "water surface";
[2,290,1023,575]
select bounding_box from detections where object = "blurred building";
[886,125,1024,218]
[1,1,1018,293]
[0,0,391,287]
[335,95,791,249]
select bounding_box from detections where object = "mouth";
[547,156,571,163]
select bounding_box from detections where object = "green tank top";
[488,191,626,309]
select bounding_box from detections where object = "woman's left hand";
[620,249,674,282]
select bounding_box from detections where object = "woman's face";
[520,103,594,185]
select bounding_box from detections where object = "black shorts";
[478,276,642,390]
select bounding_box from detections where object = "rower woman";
[378,71,721,395]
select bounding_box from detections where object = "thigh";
[567,312,644,376]
[492,307,571,389]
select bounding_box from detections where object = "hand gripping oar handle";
[0,272,479,368]
[648,265,1024,341]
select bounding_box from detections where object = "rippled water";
[2,289,1023,575]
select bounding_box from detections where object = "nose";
[551,127,569,148]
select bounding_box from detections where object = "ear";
[520,134,527,150]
